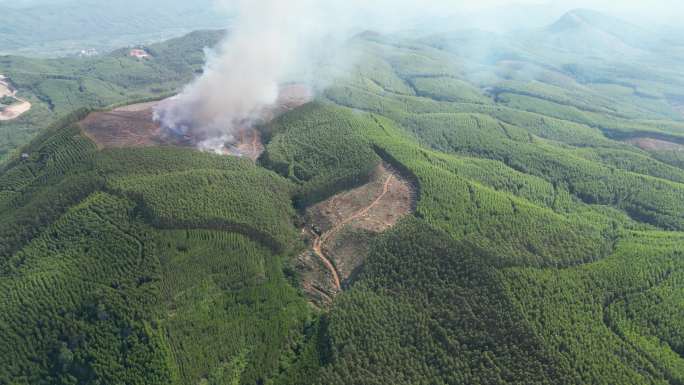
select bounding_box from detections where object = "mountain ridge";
[543,8,657,55]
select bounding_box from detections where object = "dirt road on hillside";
[310,229,342,291]
[299,164,415,306]
[308,174,395,292]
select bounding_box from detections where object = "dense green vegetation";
[262,103,381,207]
[0,192,172,384]
[0,119,101,259]
[155,229,309,385]
[0,106,311,384]
[0,29,223,161]
[3,10,684,385]
[0,0,227,57]
[503,231,684,384]
[284,218,573,384]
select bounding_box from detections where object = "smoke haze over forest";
[153,0,683,152]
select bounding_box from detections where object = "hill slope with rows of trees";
[2,9,684,384]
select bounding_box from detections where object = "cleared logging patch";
[79,100,188,149]
[297,162,416,307]
[626,137,684,152]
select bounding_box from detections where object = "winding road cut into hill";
[298,163,416,307]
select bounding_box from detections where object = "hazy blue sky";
[0,0,678,33]
[2,0,678,21]
[399,0,681,30]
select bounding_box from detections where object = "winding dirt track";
[308,174,395,292]
[310,233,341,291]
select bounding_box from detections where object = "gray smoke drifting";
[154,0,307,152]
[153,0,454,152]
[154,0,681,153]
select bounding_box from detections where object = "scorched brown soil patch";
[79,83,312,159]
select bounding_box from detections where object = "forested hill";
[0,0,228,57]
[2,11,684,385]
[0,30,224,161]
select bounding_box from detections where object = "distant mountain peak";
[565,8,607,18]
[549,8,648,34]
[549,9,616,33]
[543,8,652,55]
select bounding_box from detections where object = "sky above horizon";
[0,0,679,30]
[415,0,680,30]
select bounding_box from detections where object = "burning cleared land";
[79,84,312,159]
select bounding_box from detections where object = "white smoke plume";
[153,0,455,152]
[154,0,309,152]
[154,0,681,153]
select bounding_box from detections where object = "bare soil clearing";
[0,101,32,121]
[626,137,684,152]
[79,84,312,159]
[0,75,32,121]
[297,163,416,307]
[273,84,313,115]
[80,99,267,160]
[80,101,175,149]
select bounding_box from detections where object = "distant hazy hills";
[0,0,229,57]
[537,9,664,57]
[1,4,678,60]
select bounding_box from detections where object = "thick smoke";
[154,0,681,152]
[153,0,457,152]
[154,0,311,152]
